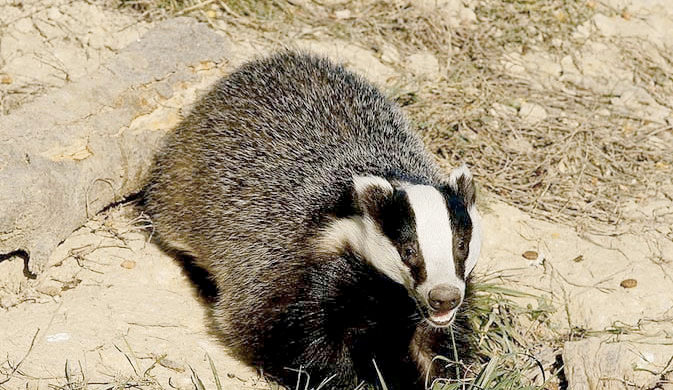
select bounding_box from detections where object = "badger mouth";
[409,292,460,328]
[426,309,457,328]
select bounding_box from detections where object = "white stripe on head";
[316,216,412,286]
[402,184,465,300]
[316,175,412,287]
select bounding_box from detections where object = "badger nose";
[428,285,462,313]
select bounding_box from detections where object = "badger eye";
[402,245,417,261]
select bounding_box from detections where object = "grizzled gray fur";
[144,52,478,390]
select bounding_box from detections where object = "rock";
[0,18,230,274]
[405,51,440,79]
[409,0,476,28]
[590,11,673,48]
[504,137,534,154]
[458,7,477,25]
[610,86,671,124]
[564,338,673,390]
[334,9,351,19]
[0,1,151,112]
[120,259,137,269]
[619,278,637,288]
[564,338,632,390]
[490,102,518,118]
[15,17,34,33]
[380,43,401,65]
[519,102,548,125]
[296,39,395,85]
[0,255,25,295]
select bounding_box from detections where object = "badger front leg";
[410,322,465,387]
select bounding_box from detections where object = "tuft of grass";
[427,281,561,390]
[430,355,546,390]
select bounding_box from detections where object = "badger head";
[318,165,482,328]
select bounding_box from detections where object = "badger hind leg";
[150,233,219,303]
[171,250,218,303]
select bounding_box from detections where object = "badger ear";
[352,176,393,219]
[449,164,476,207]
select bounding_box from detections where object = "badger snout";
[428,285,461,313]
[425,285,462,327]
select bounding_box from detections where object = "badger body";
[145,52,482,389]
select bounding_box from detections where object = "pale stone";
[490,102,517,118]
[380,43,401,64]
[334,9,351,19]
[519,102,548,125]
[15,17,34,33]
[405,51,440,79]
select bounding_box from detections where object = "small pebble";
[522,250,538,260]
[46,333,70,342]
[572,255,584,263]
[120,259,136,269]
[334,9,352,19]
[620,279,637,288]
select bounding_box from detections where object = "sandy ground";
[1,0,672,389]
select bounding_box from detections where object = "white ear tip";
[449,164,472,186]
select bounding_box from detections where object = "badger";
[144,52,482,389]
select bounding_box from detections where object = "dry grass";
[425,281,560,390]
[115,0,673,236]
[412,16,673,233]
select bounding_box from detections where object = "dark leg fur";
[252,253,432,390]
[152,238,219,303]
[172,251,219,303]
[140,188,219,302]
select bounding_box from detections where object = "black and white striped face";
[318,166,481,328]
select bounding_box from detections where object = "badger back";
[149,53,442,244]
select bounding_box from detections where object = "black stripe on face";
[375,189,427,286]
[439,186,472,280]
